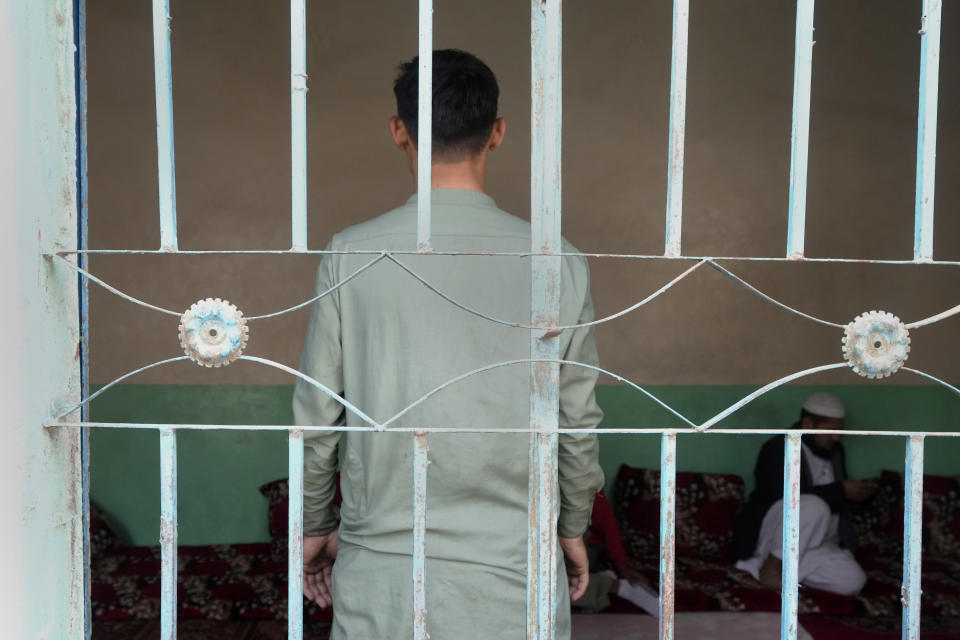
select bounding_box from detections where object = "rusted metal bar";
[55,248,960,266]
[416,0,433,252]
[77,0,92,632]
[780,433,802,640]
[151,0,177,251]
[159,428,178,639]
[287,430,304,640]
[913,0,941,262]
[51,422,960,438]
[290,0,308,251]
[664,0,689,258]
[659,433,677,639]
[901,436,925,640]
[786,0,815,259]
[527,0,563,637]
[413,432,429,639]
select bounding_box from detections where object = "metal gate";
[49,1,959,639]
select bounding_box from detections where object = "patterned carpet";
[92,620,329,640]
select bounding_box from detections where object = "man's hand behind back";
[558,535,590,601]
[303,530,339,608]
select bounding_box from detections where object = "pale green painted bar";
[780,434,802,640]
[786,0,815,259]
[290,0,308,251]
[2,0,84,636]
[151,0,178,251]
[913,0,942,262]
[528,1,564,637]
[902,437,925,640]
[287,430,305,640]
[159,428,178,639]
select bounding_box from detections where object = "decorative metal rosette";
[842,310,910,379]
[179,298,249,367]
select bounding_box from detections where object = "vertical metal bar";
[664,0,689,258]
[416,0,433,252]
[902,436,925,640]
[658,433,676,639]
[287,430,304,640]
[786,0,815,259]
[413,433,430,639]
[290,0,308,251]
[780,433,802,640]
[75,0,92,634]
[151,0,178,251]
[527,1,563,638]
[913,0,941,262]
[159,428,178,639]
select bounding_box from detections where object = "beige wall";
[87,0,959,387]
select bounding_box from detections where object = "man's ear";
[800,415,815,430]
[389,116,412,151]
[487,117,507,151]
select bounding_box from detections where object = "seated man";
[732,392,875,596]
[572,490,658,616]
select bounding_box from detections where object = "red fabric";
[586,490,628,567]
[614,465,744,560]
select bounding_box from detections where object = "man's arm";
[557,263,605,539]
[293,249,346,537]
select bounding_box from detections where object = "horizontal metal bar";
[48,422,960,437]
[51,249,960,266]
[55,252,959,337]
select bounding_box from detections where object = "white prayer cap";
[802,392,845,419]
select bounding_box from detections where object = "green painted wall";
[90,384,960,546]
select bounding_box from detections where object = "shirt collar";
[405,189,497,210]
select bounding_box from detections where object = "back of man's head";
[394,49,499,160]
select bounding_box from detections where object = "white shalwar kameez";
[735,443,867,596]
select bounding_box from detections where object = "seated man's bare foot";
[758,554,782,591]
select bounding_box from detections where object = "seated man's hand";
[843,479,878,503]
[303,530,339,608]
[558,535,590,601]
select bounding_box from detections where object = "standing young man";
[293,50,604,639]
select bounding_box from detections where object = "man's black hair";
[394,49,499,158]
